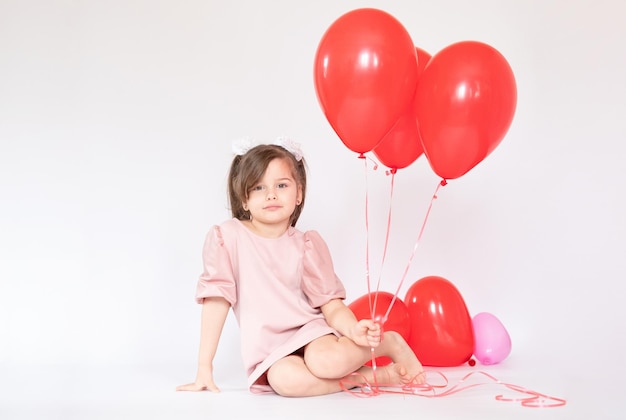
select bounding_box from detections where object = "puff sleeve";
[195,225,237,305]
[301,230,346,308]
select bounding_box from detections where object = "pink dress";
[195,218,347,393]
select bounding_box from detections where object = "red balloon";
[404,276,474,366]
[414,47,432,78]
[348,291,411,366]
[372,47,432,172]
[372,103,424,172]
[314,8,418,155]
[414,41,517,180]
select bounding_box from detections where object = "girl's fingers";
[176,383,207,392]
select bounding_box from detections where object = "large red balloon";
[372,47,432,172]
[404,276,474,366]
[314,8,418,155]
[414,41,517,180]
[349,291,411,366]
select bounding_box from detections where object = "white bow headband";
[232,136,303,161]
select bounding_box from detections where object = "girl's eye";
[252,185,265,192]
[277,183,289,189]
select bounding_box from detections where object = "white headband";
[232,136,303,161]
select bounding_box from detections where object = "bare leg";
[266,353,417,397]
[303,330,424,383]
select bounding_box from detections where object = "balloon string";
[371,170,396,321]
[362,156,373,318]
[360,155,379,318]
[359,153,384,374]
[361,156,380,382]
[340,370,566,408]
[369,347,378,387]
[383,179,447,322]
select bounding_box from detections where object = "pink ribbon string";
[359,163,447,386]
[370,169,396,322]
[361,155,378,318]
[382,179,447,323]
[361,156,380,386]
[361,159,447,325]
[340,370,566,407]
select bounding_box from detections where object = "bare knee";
[267,372,304,397]
[267,357,311,397]
[304,342,350,378]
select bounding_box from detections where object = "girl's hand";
[176,367,220,392]
[351,319,382,348]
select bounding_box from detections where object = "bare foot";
[379,331,425,384]
[377,362,425,386]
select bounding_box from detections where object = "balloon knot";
[357,153,366,159]
[440,179,448,186]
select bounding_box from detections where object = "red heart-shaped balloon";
[404,276,474,366]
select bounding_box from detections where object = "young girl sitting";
[177,140,424,396]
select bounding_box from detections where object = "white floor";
[1,360,619,420]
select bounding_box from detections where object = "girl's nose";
[265,187,277,200]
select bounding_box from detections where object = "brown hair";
[228,144,307,227]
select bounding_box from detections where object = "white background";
[1,0,625,418]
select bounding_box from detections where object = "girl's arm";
[177,296,230,392]
[321,298,381,348]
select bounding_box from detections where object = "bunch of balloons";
[314,8,517,179]
[318,7,517,367]
[349,276,512,367]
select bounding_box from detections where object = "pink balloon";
[472,312,512,365]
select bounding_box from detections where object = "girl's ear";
[297,185,303,205]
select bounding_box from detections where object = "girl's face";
[243,158,302,232]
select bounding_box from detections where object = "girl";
[177,140,424,396]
